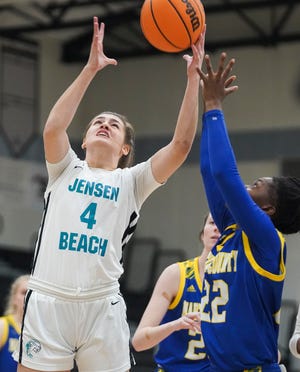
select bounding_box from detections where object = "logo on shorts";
[25,339,41,358]
[111,300,120,305]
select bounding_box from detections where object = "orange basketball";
[140,0,205,53]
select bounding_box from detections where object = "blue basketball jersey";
[200,110,286,372]
[154,257,210,372]
[0,315,20,372]
[201,225,285,372]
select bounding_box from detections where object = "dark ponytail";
[271,177,300,234]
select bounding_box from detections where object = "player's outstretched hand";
[86,16,118,72]
[183,25,206,78]
[197,52,238,111]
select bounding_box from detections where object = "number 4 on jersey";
[80,202,97,229]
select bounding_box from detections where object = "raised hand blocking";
[197,52,239,111]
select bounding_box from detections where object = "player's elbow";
[131,336,144,352]
[211,165,227,184]
[43,115,65,142]
[172,139,192,159]
[200,159,211,178]
[43,117,59,137]
[43,124,56,143]
[131,332,151,352]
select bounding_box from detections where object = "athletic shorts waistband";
[28,277,120,301]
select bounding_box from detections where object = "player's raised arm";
[150,27,205,184]
[43,17,117,164]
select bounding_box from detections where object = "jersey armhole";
[169,263,185,310]
[242,231,286,281]
[194,257,203,291]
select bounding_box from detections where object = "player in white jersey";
[15,17,206,372]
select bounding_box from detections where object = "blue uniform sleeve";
[200,112,234,232]
[201,109,281,273]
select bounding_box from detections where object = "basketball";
[140,0,205,53]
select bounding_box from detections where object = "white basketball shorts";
[14,290,131,372]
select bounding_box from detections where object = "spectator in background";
[0,274,29,372]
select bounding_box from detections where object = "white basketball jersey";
[29,148,161,298]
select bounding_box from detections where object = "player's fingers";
[196,24,206,49]
[93,17,99,38]
[196,67,206,80]
[98,21,105,44]
[186,312,201,321]
[191,43,200,61]
[200,78,204,89]
[105,57,118,66]
[222,58,235,81]
[183,54,192,62]
[183,315,194,325]
[224,75,237,88]
[205,54,214,76]
[216,52,226,79]
[184,43,199,63]
[193,321,201,332]
[225,85,239,96]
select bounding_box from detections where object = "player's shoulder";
[162,262,181,278]
[0,315,8,325]
[156,263,181,290]
[0,316,9,349]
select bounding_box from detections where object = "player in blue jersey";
[15,17,206,372]
[132,213,220,371]
[0,275,29,372]
[197,53,300,372]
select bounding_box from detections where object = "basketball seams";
[167,0,192,48]
[150,0,184,50]
[140,0,182,51]
[140,0,205,52]
[190,0,203,20]
[190,0,205,31]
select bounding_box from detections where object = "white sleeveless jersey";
[29,148,161,298]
